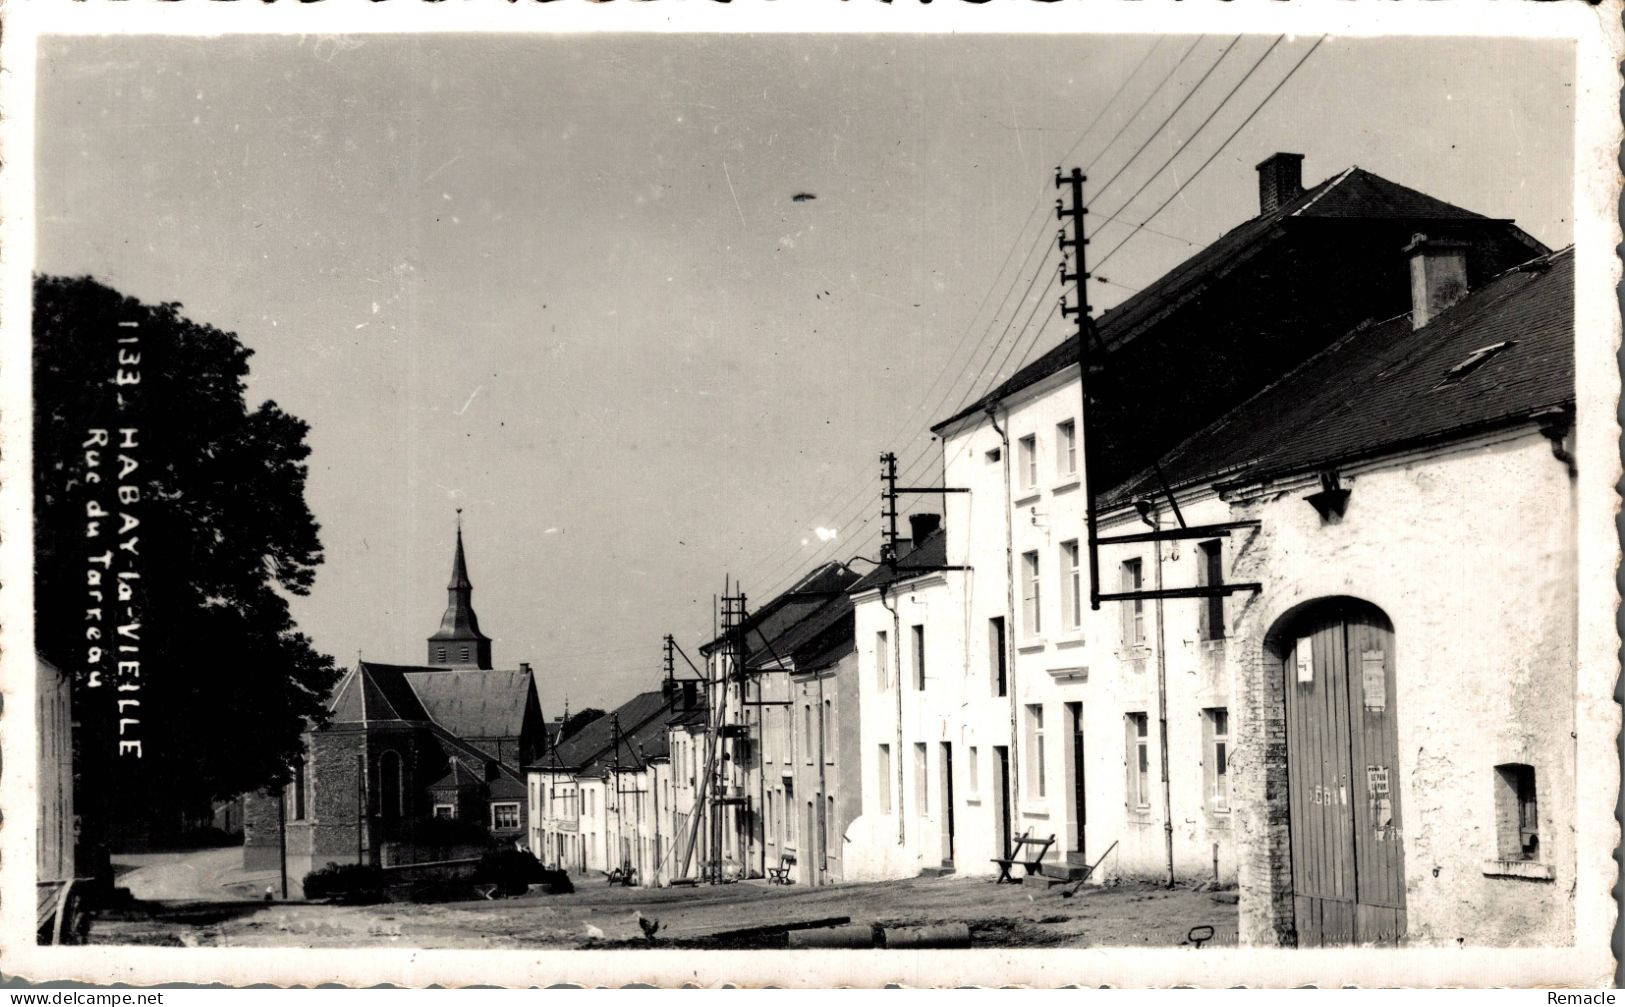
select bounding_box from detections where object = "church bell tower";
[427,512,493,669]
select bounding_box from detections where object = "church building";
[243,523,547,887]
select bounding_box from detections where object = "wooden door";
[1283,602,1405,946]
[994,746,1012,857]
[1067,702,1087,856]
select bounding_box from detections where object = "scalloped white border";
[0,0,1617,988]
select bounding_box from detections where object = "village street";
[93,849,1237,950]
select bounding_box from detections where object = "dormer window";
[1435,341,1516,389]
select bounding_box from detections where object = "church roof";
[403,668,538,739]
[327,663,432,724]
[327,661,538,742]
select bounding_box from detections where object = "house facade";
[527,685,688,882]
[844,155,1572,948]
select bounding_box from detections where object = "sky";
[35,33,1574,712]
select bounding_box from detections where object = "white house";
[847,155,1570,948]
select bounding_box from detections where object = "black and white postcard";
[1,2,1618,989]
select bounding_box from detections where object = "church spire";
[427,510,492,669]
[449,512,472,591]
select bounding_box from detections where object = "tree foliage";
[33,275,338,824]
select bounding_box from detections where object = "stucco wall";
[1229,429,1576,946]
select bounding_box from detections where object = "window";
[1203,708,1230,812]
[1022,551,1042,636]
[804,704,814,765]
[823,698,834,763]
[436,647,446,662]
[433,803,455,820]
[1057,419,1077,478]
[1018,435,1037,491]
[1126,714,1150,808]
[1026,705,1046,798]
[1121,559,1145,646]
[914,742,929,816]
[989,617,1007,696]
[785,777,797,843]
[876,631,890,691]
[1060,540,1082,631]
[1198,540,1225,640]
[911,624,926,689]
[826,795,835,852]
[1494,764,1540,861]
[460,646,470,662]
[985,446,1002,464]
[878,745,893,814]
[491,802,521,831]
[968,746,980,797]
[291,759,307,821]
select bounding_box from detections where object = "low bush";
[302,862,386,903]
[473,848,545,897]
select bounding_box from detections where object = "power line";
[1095,36,1327,275]
[1097,36,1285,225]
[1090,36,1243,205]
[727,37,1227,608]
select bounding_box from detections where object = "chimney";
[908,513,942,545]
[519,662,532,675]
[1404,233,1471,329]
[1256,153,1305,215]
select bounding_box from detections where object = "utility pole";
[879,452,900,565]
[1056,166,1103,610]
[277,785,288,900]
[1149,505,1175,888]
[663,634,675,682]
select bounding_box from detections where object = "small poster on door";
[1295,638,1314,683]
[1361,649,1387,711]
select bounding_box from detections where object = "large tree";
[33,276,338,837]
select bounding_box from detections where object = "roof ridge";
[360,664,404,721]
[1288,166,1357,217]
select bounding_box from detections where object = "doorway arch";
[1267,597,1405,946]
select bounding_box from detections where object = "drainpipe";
[1149,504,1175,888]
[880,583,906,847]
[817,669,829,885]
[985,401,1022,820]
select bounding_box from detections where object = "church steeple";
[427,511,493,669]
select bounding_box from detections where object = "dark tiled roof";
[403,669,537,739]
[932,167,1538,434]
[537,690,674,772]
[427,760,483,791]
[1106,247,1574,505]
[847,529,950,595]
[327,663,431,723]
[700,561,861,664]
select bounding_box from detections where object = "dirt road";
[113,847,254,902]
[90,864,1239,950]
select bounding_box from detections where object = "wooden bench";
[766,854,796,885]
[990,830,1055,884]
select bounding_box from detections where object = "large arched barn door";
[1283,601,1405,946]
